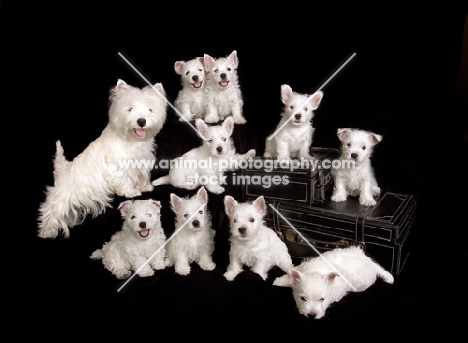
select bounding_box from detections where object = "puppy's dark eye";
[198,68,203,72]
[147,213,152,217]
[149,108,152,112]
[185,71,190,75]
[319,298,325,302]
[198,210,203,214]
[347,143,352,147]
[214,69,218,73]
[222,137,227,141]
[300,296,308,302]
[290,106,294,110]
[129,107,133,112]
[362,146,366,150]
[233,219,237,223]
[131,215,136,219]
[227,68,231,71]
[304,107,308,111]
[208,139,213,143]
[184,214,189,218]
[249,217,254,223]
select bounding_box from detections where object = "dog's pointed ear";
[196,56,205,67]
[196,186,208,204]
[369,133,383,145]
[150,200,162,210]
[309,91,324,110]
[114,79,131,95]
[337,128,351,142]
[195,118,208,138]
[118,200,133,216]
[289,269,304,286]
[228,50,238,67]
[253,196,266,216]
[170,193,182,213]
[281,84,293,104]
[174,61,185,75]
[152,82,165,97]
[325,272,339,285]
[204,54,215,69]
[222,116,234,136]
[224,195,237,216]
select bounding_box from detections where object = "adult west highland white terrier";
[203,50,246,124]
[166,186,216,275]
[264,84,323,162]
[223,195,294,281]
[273,246,394,319]
[152,116,256,194]
[331,128,383,206]
[174,57,206,122]
[37,79,167,239]
[90,199,168,279]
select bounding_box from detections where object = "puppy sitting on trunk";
[223,195,293,281]
[90,199,168,279]
[331,128,383,206]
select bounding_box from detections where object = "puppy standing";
[331,128,383,206]
[273,246,394,319]
[152,116,256,194]
[166,186,216,275]
[264,84,323,162]
[38,79,167,239]
[203,50,246,124]
[223,195,294,281]
[90,199,167,279]
[174,57,206,122]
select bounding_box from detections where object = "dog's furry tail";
[54,140,69,170]
[152,175,170,186]
[90,249,103,260]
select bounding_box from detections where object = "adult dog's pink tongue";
[135,129,146,137]
[139,229,150,237]
[193,82,202,88]
[220,81,229,87]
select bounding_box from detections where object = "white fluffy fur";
[37,79,167,239]
[166,186,216,275]
[331,128,383,206]
[273,246,394,319]
[203,50,246,124]
[152,116,255,194]
[264,84,323,162]
[90,199,168,279]
[174,57,206,122]
[223,195,294,281]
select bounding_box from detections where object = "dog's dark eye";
[300,296,308,302]
[129,107,133,112]
[249,217,254,223]
[347,143,352,147]
[222,137,227,141]
[198,210,203,214]
[290,106,294,110]
[185,71,190,75]
[362,146,366,150]
[233,219,237,223]
[304,107,308,111]
[319,298,325,302]
[227,68,231,71]
[198,68,203,72]
[147,213,152,217]
[214,69,218,73]
[184,213,189,218]
[131,215,136,219]
[149,108,152,112]
[208,139,213,143]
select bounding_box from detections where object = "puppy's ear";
[204,54,215,69]
[309,91,324,110]
[170,193,182,213]
[227,50,238,67]
[336,128,351,142]
[174,61,185,75]
[224,195,237,216]
[152,82,165,97]
[196,186,208,204]
[196,56,205,67]
[325,272,339,285]
[369,133,383,145]
[253,196,266,216]
[195,118,208,138]
[118,200,133,216]
[289,269,304,286]
[150,200,162,210]
[222,116,234,136]
[281,84,293,104]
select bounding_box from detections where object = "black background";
[3,2,468,338]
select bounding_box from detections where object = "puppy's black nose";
[192,75,199,82]
[220,73,227,80]
[295,114,301,120]
[216,146,223,153]
[238,227,246,234]
[351,153,358,159]
[139,222,146,229]
[137,118,146,127]
[192,220,200,227]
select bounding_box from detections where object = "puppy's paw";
[224,270,239,281]
[273,275,291,287]
[199,260,216,271]
[206,184,225,194]
[360,197,376,207]
[331,193,347,202]
[372,186,381,197]
[114,269,132,279]
[233,116,247,124]
[151,260,167,270]
[123,189,142,198]
[138,268,155,278]
[246,149,256,158]
[204,114,219,124]
[141,183,154,193]
[175,265,191,276]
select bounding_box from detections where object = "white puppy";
[152,116,256,194]
[273,246,394,319]
[331,128,383,206]
[223,195,294,281]
[174,57,206,122]
[166,186,216,275]
[90,199,168,279]
[264,84,323,162]
[203,50,246,124]
[38,79,167,239]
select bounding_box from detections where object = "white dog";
[174,57,206,122]
[166,186,216,275]
[152,116,256,194]
[331,128,383,206]
[264,84,323,162]
[90,199,168,279]
[273,246,394,319]
[37,79,167,239]
[203,50,246,124]
[223,195,294,281]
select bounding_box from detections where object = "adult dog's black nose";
[216,146,223,153]
[238,227,246,234]
[137,118,146,127]
[295,113,301,120]
[192,220,200,227]
[220,73,227,80]
[351,153,358,159]
[139,222,146,229]
[192,75,199,82]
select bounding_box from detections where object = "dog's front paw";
[206,184,225,194]
[204,114,219,124]
[372,186,381,197]
[224,270,239,281]
[175,265,191,276]
[331,193,347,202]
[360,196,376,207]
[273,275,291,287]
[114,269,132,279]
[151,260,167,270]
[233,116,247,124]
[199,260,216,271]
[246,149,256,158]
[123,189,142,198]
[138,267,155,278]
[141,183,154,193]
